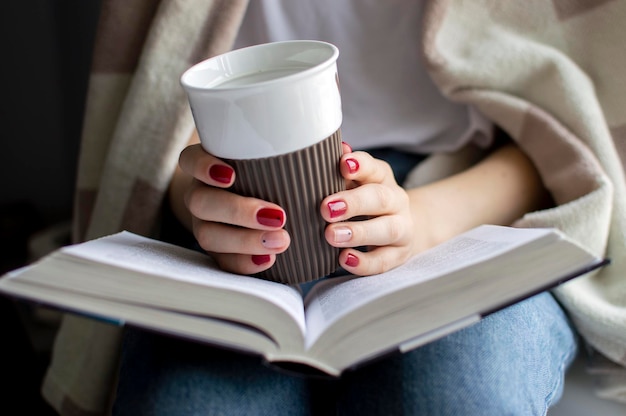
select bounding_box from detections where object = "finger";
[211,252,278,276]
[321,183,408,222]
[179,144,235,187]
[325,215,407,248]
[339,151,396,186]
[193,218,290,255]
[338,246,412,276]
[186,182,286,230]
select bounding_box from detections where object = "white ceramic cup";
[181,40,344,284]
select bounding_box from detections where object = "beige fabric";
[42,0,626,414]
[416,0,626,404]
[42,1,249,414]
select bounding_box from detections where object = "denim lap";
[113,292,578,415]
[336,291,578,415]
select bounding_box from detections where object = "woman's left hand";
[321,149,417,276]
[321,141,552,277]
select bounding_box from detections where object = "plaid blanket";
[42,0,626,414]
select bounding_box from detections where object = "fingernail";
[345,158,359,174]
[257,208,285,227]
[333,227,353,243]
[252,254,271,265]
[261,232,285,249]
[209,165,234,184]
[345,253,359,268]
[342,141,353,152]
[327,200,347,218]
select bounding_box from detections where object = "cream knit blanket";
[42,1,626,414]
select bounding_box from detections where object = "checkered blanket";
[42,1,626,414]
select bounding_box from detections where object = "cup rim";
[180,40,339,92]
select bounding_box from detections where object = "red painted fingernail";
[342,141,353,152]
[252,254,271,265]
[327,200,347,218]
[345,253,359,268]
[257,208,285,227]
[345,158,359,174]
[209,165,234,184]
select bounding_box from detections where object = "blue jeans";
[113,292,578,415]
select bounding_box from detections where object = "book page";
[303,225,553,347]
[62,232,306,333]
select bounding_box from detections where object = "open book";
[0,225,607,377]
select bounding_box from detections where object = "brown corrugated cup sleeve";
[227,131,344,285]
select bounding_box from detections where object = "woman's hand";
[173,133,546,279]
[319,141,552,277]
[321,150,418,276]
[320,142,551,277]
[177,144,291,275]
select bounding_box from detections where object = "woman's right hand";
[177,143,291,275]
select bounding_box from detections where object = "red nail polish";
[252,254,271,265]
[345,158,359,174]
[327,200,347,218]
[257,208,285,227]
[345,253,359,268]
[342,141,353,152]
[209,165,234,184]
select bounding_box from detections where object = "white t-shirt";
[235,0,492,153]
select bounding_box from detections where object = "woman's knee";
[341,293,578,415]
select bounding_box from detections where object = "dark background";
[0,1,102,413]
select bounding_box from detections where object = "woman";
[41,1,626,415]
[113,2,578,414]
